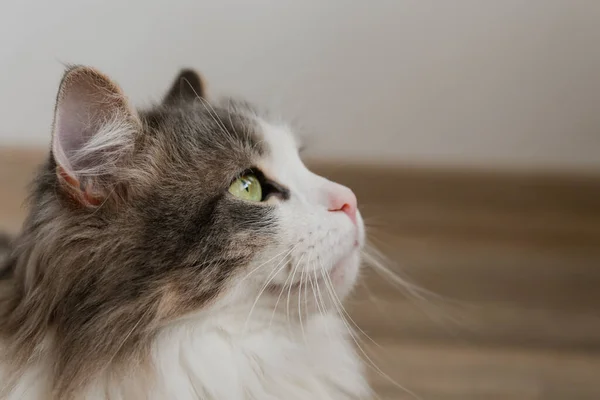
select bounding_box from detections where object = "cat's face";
[245,120,364,303]
[219,118,365,317]
[43,66,363,327]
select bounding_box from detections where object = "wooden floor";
[2,149,600,399]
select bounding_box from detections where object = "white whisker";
[188,85,237,148]
[363,243,469,330]
[240,244,298,283]
[310,266,332,343]
[297,252,311,345]
[269,261,295,328]
[286,254,304,328]
[319,263,421,400]
[242,249,294,333]
[318,264,380,348]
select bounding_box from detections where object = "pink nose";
[327,184,358,225]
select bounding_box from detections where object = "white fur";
[1,119,370,399]
[3,312,368,400]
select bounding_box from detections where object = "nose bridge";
[301,173,350,204]
[285,165,357,209]
[312,173,339,206]
[287,167,319,204]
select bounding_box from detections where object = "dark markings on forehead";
[140,101,267,158]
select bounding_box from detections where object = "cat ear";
[163,68,206,105]
[51,66,140,206]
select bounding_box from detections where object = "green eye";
[228,174,262,202]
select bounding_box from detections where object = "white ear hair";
[52,66,139,183]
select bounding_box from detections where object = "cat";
[0,66,370,400]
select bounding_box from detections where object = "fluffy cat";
[0,66,370,399]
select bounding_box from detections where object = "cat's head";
[31,66,364,328]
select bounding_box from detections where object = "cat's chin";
[329,248,361,298]
[264,247,361,302]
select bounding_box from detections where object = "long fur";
[0,67,370,399]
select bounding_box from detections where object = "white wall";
[1,0,599,171]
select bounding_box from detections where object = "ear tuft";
[163,68,206,105]
[51,65,139,206]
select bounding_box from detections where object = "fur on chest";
[3,314,370,400]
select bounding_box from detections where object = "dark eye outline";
[230,168,290,202]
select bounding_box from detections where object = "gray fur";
[0,67,279,398]
[0,233,12,278]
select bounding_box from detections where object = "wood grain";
[1,148,599,399]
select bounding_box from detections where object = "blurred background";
[1,1,599,398]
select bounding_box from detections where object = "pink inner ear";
[53,105,88,176]
[53,98,113,207]
[53,76,105,175]
[50,66,139,207]
[56,164,104,207]
[51,68,136,180]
